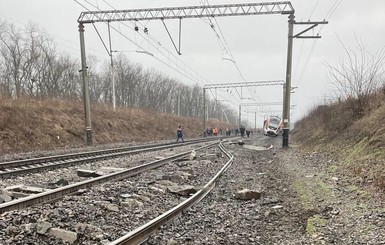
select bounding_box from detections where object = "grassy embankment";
[290,88,385,235]
[0,97,235,154]
[292,88,385,190]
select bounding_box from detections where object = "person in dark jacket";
[176,126,184,142]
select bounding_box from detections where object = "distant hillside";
[292,87,385,189]
[0,97,235,154]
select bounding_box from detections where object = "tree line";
[0,20,237,123]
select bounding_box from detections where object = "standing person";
[246,129,251,137]
[176,126,184,142]
[240,126,246,137]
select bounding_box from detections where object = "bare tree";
[326,39,385,115]
[0,20,235,123]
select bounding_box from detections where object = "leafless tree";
[0,20,236,123]
[326,39,385,115]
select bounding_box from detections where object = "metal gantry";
[77,1,326,147]
[203,81,285,132]
[77,2,294,146]
[239,102,283,131]
[78,2,294,23]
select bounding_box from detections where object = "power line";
[199,0,264,104]
[101,0,212,85]
[294,0,344,86]
[200,0,247,81]
[76,0,211,86]
[309,0,320,19]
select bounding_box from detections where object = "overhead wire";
[199,0,263,106]
[86,0,257,111]
[98,0,243,107]
[294,0,344,87]
[76,0,211,86]
[81,0,242,110]
[199,0,247,83]
[102,0,214,86]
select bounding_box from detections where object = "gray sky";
[1,0,385,127]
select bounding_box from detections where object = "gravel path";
[146,135,385,245]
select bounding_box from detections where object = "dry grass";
[292,86,385,190]
[0,97,235,154]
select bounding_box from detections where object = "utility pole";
[203,88,206,136]
[177,94,181,116]
[108,22,116,112]
[282,16,328,148]
[78,23,92,146]
[238,105,242,127]
[282,14,294,148]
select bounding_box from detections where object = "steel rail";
[0,138,220,177]
[0,141,220,214]
[109,140,234,245]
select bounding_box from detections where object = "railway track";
[109,140,234,245]
[0,138,221,178]
[0,140,221,214]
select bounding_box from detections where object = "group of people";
[225,127,252,137]
[176,125,252,143]
[205,127,223,136]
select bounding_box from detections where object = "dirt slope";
[0,98,235,154]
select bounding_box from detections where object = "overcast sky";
[1,0,384,127]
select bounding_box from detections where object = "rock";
[1,189,13,197]
[8,192,29,199]
[77,169,101,177]
[330,210,339,215]
[76,223,104,238]
[0,194,12,203]
[36,220,53,235]
[159,173,188,183]
[272,205,283,209]
[189,150,197,160]
[75,189,88,195]
[133,194,151,202]
[234,189,262,200]
[121,198,143,208]
[167,185,197,196]
[47,178,69,187]
[104,204,119,212]
[176,161,188,167]
[179,168,194,175]
[49,228,78,244]
[120,193,131,198]
[23,223,36,234]
[155,180,177,186]
[200,160,212,165]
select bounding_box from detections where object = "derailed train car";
[263,116,283,136]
